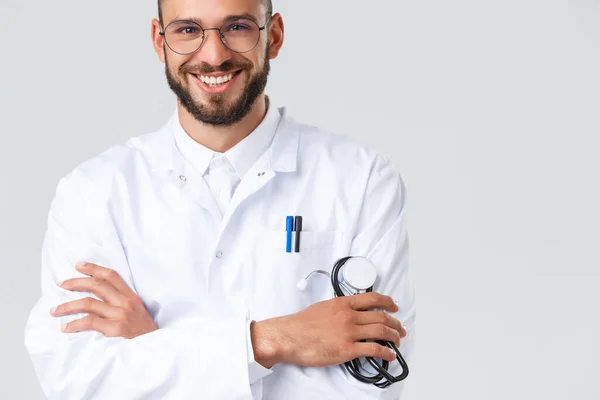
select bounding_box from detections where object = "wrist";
[250,318,286,368]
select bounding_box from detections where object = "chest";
[111,168,353,326]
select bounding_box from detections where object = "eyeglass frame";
[159,13,273,55]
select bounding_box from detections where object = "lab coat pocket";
[251,230,345,318]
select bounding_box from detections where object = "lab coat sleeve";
[336,154,416,400]
[24,172,258,400]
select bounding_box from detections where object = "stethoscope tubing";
[331,257,409,388]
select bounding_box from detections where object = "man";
[24,0,415,398]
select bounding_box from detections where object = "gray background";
[1,0,599,398]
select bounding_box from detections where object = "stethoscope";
[296,256,409,388]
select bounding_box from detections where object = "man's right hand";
[251,292,407,368]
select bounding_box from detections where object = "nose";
[197,28,233,67]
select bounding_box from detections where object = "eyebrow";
[168,13,261,26]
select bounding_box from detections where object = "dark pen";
[294,216,302,253]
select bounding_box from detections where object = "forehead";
[162,0,265,23]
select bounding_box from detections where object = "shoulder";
[289,115,403,186]
[52,125,168,209]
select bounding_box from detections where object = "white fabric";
[24,101,416,400]
[205,155,240,216]
[173,100,282,387]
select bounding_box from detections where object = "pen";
[294,216,302,253]
[286,216,294,253]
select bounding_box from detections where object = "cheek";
[166,54,190,76]
[246,56,263,75]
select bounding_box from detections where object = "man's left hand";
[50,262,158,339]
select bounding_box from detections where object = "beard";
[165,45,270,126]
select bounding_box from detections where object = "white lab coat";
[24,105,416,400]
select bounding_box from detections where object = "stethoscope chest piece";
[342,257,377,291]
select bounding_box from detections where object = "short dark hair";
[158,0,273,24]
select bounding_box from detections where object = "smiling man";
[24,0,415,399]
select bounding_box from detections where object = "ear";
[266,13,284,59]
[151,19,166,63]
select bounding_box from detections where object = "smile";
[194,71,241,87]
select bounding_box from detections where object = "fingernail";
[402,324,409,335]
[57,280,64,287]
[61,324,68,332]
[76,261,86,268]
[49,307,56,315]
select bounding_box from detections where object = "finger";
[75,262,137,298]
[50,297,122,319]
[60,277,130,308]
[351,342,397,362]
[354,311,407,338]
[347,292,398,313]
[353,324,401,347]
[61,315,119,336]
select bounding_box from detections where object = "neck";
[177,95,268,153]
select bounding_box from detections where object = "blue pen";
[286,216,294,253]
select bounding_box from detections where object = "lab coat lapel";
[146,115,223,220]
[178,162,223,221]
[218,109,300,233]
[219,157,275,231]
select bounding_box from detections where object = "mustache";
[181,60,251,75]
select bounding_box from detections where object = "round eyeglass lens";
[164,21,205,55]
[219,19,261,53]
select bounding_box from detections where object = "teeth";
[198,73,235,87]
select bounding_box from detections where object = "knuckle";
[342,296,355,309]
[369,342,381,356]
[82,315,94,329]
[124,298,138,311]
[105,269,119,280]
[117,308,129,320]
[379,311,391,324]
[132,296,144,307]
[339,309,354,324]
[83,297,94,308]
[378,324,389,337]
[90,276,104,286]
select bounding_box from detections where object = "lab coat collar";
[147,102,298,177]
[171,114,214,179]
[225,97,281,178]
[172,98,282,179]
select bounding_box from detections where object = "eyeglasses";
[159,15,271,55]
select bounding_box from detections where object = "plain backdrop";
[1,0,599,398]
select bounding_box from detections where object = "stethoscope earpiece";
[296,269,331,291]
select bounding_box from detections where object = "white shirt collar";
[172,98,281,179]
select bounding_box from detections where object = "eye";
[176,26,200,34]
[226,23,250,32]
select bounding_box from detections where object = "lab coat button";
[179,175,187,182]
[215,251,223,259]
